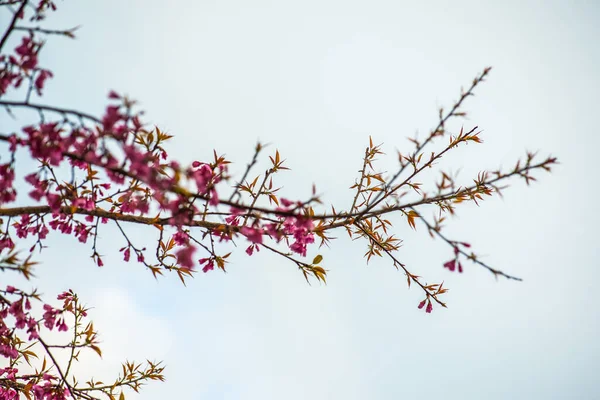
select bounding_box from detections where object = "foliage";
[0,1,556,398]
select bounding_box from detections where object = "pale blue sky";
[2,1,599,399]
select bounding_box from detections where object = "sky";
[2,1,599,399]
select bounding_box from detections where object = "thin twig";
[0,0,27,52]
[412,207,522,281]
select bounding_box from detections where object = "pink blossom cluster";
[0,3,314,279]
[175,244,196,271]
[239,198,316,257]
[169,197,317,273]
[0,92,226,259]
[0,34,53,97]
[0,287,69,360]
[1,97,229,226]
[189,161,221,206]
[0,368,19,400]
[272,198,316,257]
[11,212,94,249]
[0,0,62,98]
[0,367,70,400]
[164,161,226,228]
[1,289,38,357]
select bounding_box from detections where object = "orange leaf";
[407,210,418,230]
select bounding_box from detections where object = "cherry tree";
[0,1,557,399]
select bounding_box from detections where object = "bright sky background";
[2,1,599,399]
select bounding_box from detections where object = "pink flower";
[42,304,58,330]
[240,226,263,244]
[46,194,61,212]
[9,300,26,329]
[0,344,18,359]
[102,105,122,131]
[42,374,55,381]
[8,135,21,152]
[280,198,295,208]
[265,223,283,241]
[14,36,38,70]
[34,69,53,95]
[73,196,94,211]
[443,257,463,273]
[57,319,68,332]
[190,163,213,193]
[443,259,456,271]
[15,37,33,57]
[0,237,15,252]
[38,225,49,239]
[56,291,70,300]
[199,258,214,273]
[280,215,315,257]
[0,70,20,96]
[418,298,433,313]
[172,231,188,245]
[24,173,40,187]
[175,245,196,270]
[74,224,90,243]
[0,164,17,204]
[225,215,240,225]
